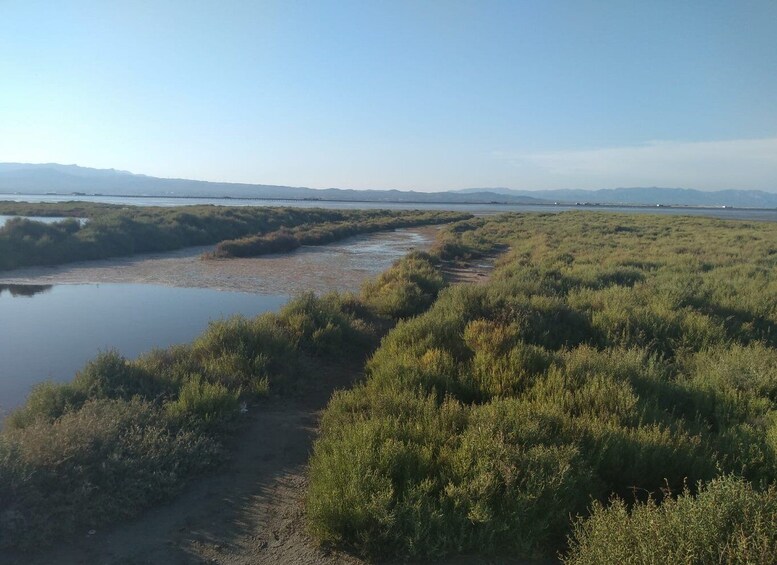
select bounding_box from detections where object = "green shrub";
[73,350,167,401]
[309,212,777,560]
[165,375,241,429]
[278,292,373,356]
[308,392,594,558]
[361,252,445,319]
[0,398,220,549]
[3,381,83,430]
[565,476,777,565]
[191,315,298,390]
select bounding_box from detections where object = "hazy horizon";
[2,2,776,191]
[3,160,777,195]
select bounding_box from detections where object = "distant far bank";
[2,192,776,222]
[1,162,777,209]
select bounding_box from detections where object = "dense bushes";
[6,210,777,559]
[308,389,595,557]
[565,477,777,564]
[0,247,449,549]
[0,203,467,271]
[0,398,221,547]
[307,212,777,560]
[0,295,372,548]
[208,211,471,258]
[360,251,445,318]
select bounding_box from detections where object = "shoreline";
[3,191,777,212]
[0,226,439,296]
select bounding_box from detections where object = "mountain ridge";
[1,163,776,208]
[0,163,546,204]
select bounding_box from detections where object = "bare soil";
[440,253,504,285]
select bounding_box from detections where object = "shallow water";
[0,194,775,221]
[0,227,436,294]
[0,227,436,415]
[0,284,288,416]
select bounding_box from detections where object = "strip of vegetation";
[205,211,472,258]
[0,251,447,550]
[0,203,465,272]
[307,212,777,561]
[0,201,123,218]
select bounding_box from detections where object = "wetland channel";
[0,226,436,415]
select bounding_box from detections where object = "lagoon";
[0,283,287,416]
[0,227,436,415]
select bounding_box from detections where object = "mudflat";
[0,227,439,295]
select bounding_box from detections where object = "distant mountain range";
[1,163,776,208]
[0,163,545,205]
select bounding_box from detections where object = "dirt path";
[4,368,364,565]
[440,250,506,285]
[4,367,535,565]
[2,257,530,565]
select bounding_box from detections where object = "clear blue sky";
[2,1,776,191]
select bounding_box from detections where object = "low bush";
[165,375,240,430]
[308,212,777,560]
[565,476,777,565]
[0,253,442,549]
[209,211,471,259]
[360,251,445,318]
[0,398,220,549]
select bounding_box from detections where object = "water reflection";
[0,284,288,415]
[0,227,437,295]
[0,284,52,297]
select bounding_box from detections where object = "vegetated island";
[2,211,777,564]
[0,201,470,271]
[205,212,466,259]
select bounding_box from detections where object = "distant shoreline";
[1,191,776,212]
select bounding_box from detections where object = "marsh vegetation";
[0,250,445,549]
[0,202,469,271]
[206,210,471,259]
[307,212,777,562]
[3,211,777,564]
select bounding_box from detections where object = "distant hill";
[0,163,547,205]
[3,164,775,208]
[459,186,777,208]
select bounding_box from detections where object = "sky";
[1,1,776,192]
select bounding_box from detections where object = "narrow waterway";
[0,227,436,415]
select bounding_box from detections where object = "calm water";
[0,227,436,416]
[0,227,435,294]
[1,193,776,221]
[0,284,287,416]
